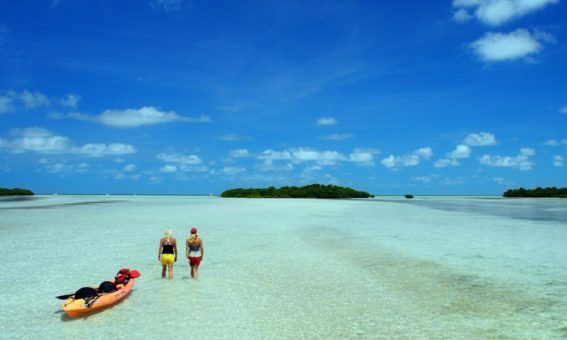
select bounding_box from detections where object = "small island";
[221,184,373,199]
[0,187,34,196]
[503,187,567,198]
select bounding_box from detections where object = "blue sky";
[0,0,566,195]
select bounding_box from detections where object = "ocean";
[0,195,565,339]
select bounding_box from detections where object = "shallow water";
[0,195,565,339]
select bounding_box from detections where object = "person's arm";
[173,238,178,262]
[185,239,189,258]
[200,239,204,260]
[158,238,163,261]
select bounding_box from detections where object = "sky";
[0,0,566,195]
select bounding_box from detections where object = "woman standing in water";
[186,227,204,279]
[158,228,177,279]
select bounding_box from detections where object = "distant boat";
[404,194,414,199]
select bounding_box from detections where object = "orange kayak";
[62,278,135,317]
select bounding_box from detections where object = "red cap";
[191,227,197,234]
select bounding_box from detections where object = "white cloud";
[62,106,210,128]
[553,155,564,167]
[156,152,202,165]
[349,148,379,166]
[229,149,250,158]
[217,134,250,141]
[453,8,473,22]
[470,29,551,62]
[221,166,246,175]
[76,143,137,157]
[559,106,567,114]
[479,147,535,170]
[381,147,433,170]
[321,133,353,141]
[160,165,177,173]
[123,164,136,172]
[0,95,14,113]
[464,132,497,146]
[448,144,472,158]
[434,158,460,168]
[60,94,80,108]
[543,139,567,146]
[0,127,136,156]
[39,160,90,174]
[453,0,558,26]
[5,128,71,154]
[0,90,51,112]
[18,90,50,109]
[436,144,471,167]
[317,117,337,126]
[257,147,376,167]
[412,175,439,183]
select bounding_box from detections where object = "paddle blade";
[129,270,140,278]
[56,294,73,300]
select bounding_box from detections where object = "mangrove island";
[503,187,567,198]
[221,184,373,199]
[0,187,34,196]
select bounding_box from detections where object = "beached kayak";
[62,278,135,317]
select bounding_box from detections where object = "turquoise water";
[0,195,566,339]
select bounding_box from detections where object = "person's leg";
[161,264,166,278]
[190,265,195,279]
[168,263,174,279]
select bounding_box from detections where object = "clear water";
[0,195,565,339]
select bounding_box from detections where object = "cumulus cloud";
[0,95,14,113]
[453,0,558,26]
[553,155,564,167]
[464,132,497,146]
[77,144,136,157]
[560,106,567,114]
[317,117,337,126]
[479,147,535,170]
[0,90,51,112]
[59,106,210,128]
[156,152,208,174]
[543,139,567,146]
[60,94,80,108]
[216,134,250,141]
[381,147,433,170]
[160,165,178,173]
[0,127,136,156]
[321,133,352,141]
[470,29,552,62]
[436,144,472,168]
[123,164,136,172]
[257,147,377,167]
[221,166,246,175]
[156,152,202,165]
[229,149,250,158]
[349,148,380,166]
[18,90,50,109]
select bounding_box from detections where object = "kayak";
[62,278,135,317]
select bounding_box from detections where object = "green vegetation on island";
[404,194,414,199]
[221,184,373,199]
[503,187,567,198]
[0,187,34,196]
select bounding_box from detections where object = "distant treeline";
[0,187,34,196]
[503,187,567,198]
[221,184,373,199]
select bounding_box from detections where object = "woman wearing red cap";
[186,227,204,279]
